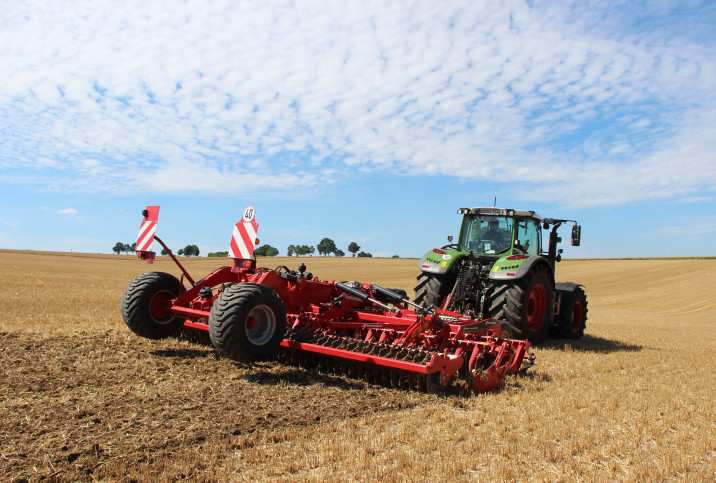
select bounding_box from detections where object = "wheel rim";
[149,290,174,324]
[245,304,277,345]
[526,284,547,331]
[571,301,584,332]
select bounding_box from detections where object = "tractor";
[414,207,587,343]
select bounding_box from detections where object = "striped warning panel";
[229,205,259,259]
[137,206,160,252]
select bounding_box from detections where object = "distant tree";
[309,246,315,256]
[121,243,132,254]
[112,242,123,255]
[391,255,400,258]
[348,242,360,257]
[294,244,311,256]
[180,245,199,256]
[334,249,345,257]
[178,248,184,256]
[357,251,372,258]
[130,242,137,253]
[254,245,265,256]
[317,238,338,256]
[254,244,279,257]
[287,244,296,256]
[161,248,168,256]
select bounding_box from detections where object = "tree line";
[112,242,136,254]
[287,239,371,257]
[114,238,379,258]
[112,242,200,256]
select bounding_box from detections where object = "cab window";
[515,219,540,255]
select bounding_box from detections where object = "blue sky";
[1,0,715,259]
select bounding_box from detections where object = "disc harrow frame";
[121,205,535,394]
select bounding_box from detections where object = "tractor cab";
[457,208,543,258]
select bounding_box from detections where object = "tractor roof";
[457,207,544,221]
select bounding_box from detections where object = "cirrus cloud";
[0,0,714,207]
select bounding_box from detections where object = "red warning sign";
[229,205,259,259]
[137,206,160,252]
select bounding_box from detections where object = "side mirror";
[447,235,453,243]
[571,225,581,246]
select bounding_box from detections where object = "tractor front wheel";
[490,265,553,343]
[121,272,183,339]
[209,283,287,362]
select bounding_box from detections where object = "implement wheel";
[553,286,588,339]
[121,272,183,339]
[414,272,454,308]
[490,264,553,343]
[209,283,287,362]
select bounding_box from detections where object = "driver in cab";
[483,220,506,243]
[480,220,508,252]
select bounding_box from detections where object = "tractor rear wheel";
[121,271,183,339]
[414,272,454,308]
[209,283,287,362]
[553,287,588,339]
[489,265,553,343]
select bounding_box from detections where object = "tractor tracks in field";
[0,331,431,481]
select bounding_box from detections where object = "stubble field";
[0,250,714,481]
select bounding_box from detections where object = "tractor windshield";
[460,216,513,255]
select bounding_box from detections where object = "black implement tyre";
[414,272,454,308]
[489,264,553,343]
[553,286,588,339]
[121,272,183,339]
[209,283,287,362]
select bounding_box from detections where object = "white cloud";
[58,208,77,215]
[0,218,20,228]
[651,215,716,238]
[0,0,714,205]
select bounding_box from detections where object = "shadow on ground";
[542,334,643,353]
[242,365,371,391]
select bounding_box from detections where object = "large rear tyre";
[553,287,588,339]
[490,265,553,343]
[209,283,287,362]
[414,272,454,308]
[121,272,183,339]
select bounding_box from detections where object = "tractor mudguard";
[417,247,466,275]
[553,282,581,308]
[553,282,585,310]
[554,282,583,293]
[488,255,553,282]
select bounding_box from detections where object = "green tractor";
[414,207,587,343]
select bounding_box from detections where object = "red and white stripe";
[136,206,160,252]
[229,220,258,259]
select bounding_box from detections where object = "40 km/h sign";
[229,205,259,259]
